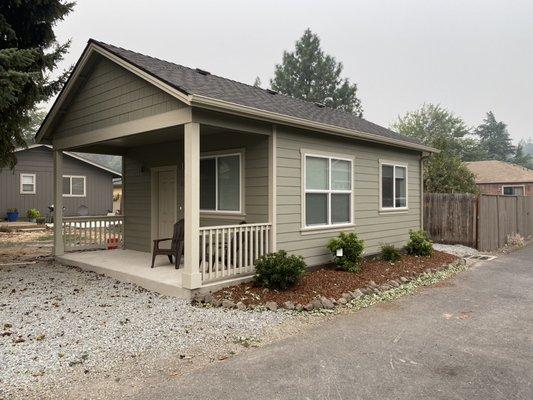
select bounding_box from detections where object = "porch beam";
[182,122,202,289]
[268,125,277,252]
[52,107,192,150]
[53,150,64,256]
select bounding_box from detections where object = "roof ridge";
[90,39,380,122]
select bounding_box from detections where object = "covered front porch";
[52,117,276,298]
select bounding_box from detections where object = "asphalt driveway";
[133,246,533,400]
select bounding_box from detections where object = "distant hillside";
[73,152,122,174]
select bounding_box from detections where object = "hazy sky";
[51,0,533,142]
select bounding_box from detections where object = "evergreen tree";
[271,29,363,116]
[20,108,47,145]
[253,76,262,88]
[474,112,514,161]
[512,144,532,169]
[0,0,74,169]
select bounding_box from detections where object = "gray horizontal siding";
[0,147,114,219]
[54,57,184,138]
[275,126,422,266]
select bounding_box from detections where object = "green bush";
[381,243,402,262]
[327,232,365,272]
[253,250,306,290]
[26,208,41,220]
[404,229,433,256]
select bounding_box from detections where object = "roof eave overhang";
[36,40,438,154]
[190,94,439,153]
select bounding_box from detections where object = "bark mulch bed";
[212,251,457,307]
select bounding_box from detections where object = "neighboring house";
[0,144,121,220]
[35,39,437,298]
[465,160,533,196]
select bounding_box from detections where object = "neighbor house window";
[20,173,36,194]
[63,175,86,197]
[200,153,241,212]
[304,154,353,227]
[502,185,524,196]
[380,162,408,209]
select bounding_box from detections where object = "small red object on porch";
[107,237,119,250]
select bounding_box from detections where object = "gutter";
[190,94,439,154]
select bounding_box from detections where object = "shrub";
[26,208,41,220]
[404,229,433,256]
[381,243,402,262]
[327,232,365,272]
[253,250,306,290]
[7,208,18,213]
[506,233,524,247]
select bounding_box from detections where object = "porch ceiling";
[64,123,266,155]
[74,125,184,155]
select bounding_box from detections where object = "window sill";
[379,208,409,215]
[63,195,86,198]
[300,223,356,236]
[20,192,36,195]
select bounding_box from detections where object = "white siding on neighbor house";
[122,133,269,253]
[54,57,184,138]
[275,126,422,267]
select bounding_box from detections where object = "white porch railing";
[199,222,271,283]
[63,215,124,252]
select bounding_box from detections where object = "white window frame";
[62,175,86,197]
[199,151,243,214]
[20,173,36,195]
[379,160,409,211]
[501,185,525,196]
[302,151,354,230]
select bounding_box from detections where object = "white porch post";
[53,150,64,256]
[182,122,202,289]
[268,125,277,252]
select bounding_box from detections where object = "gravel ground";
[0,260,291,399]
[433,243,480,257]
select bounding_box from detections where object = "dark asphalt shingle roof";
[91,39,423,148]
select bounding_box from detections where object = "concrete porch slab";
[57,249,192,298]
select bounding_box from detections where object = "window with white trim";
[502,185,524,196]
[63,175,86,197]
[20,173,36,194]
[200,153,241,212]
[381,162,407,209]
[304,154,352,227]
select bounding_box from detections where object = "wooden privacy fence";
[424,194,533,251]
[424,193,478,248]
[477,195,533,251]
[63,215,124,252]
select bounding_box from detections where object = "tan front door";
[157,169,176,247]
